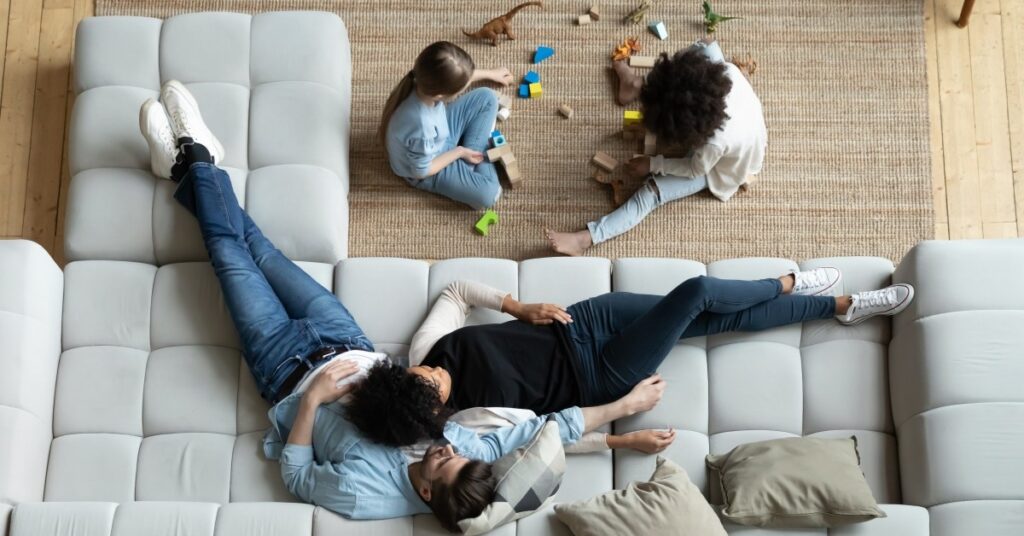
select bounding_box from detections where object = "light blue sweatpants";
[406,87,502,209]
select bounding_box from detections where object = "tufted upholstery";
[65,12,351,265]
[2,11,1022,536]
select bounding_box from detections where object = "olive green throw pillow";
[554,457,726,536]
[706,437,886,528]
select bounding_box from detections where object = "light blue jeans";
[406,87,502,209]
[588,39,725,245]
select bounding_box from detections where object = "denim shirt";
[263,392,584,520]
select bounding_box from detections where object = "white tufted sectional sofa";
[1,11,1022,536]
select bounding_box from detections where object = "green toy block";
[474,210,500,236]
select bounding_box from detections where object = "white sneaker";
[139,98,178,179]
[160,80,225,163]
[791,267,842,296]
[837,284,915,325]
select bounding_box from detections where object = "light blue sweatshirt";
[386,93,451,179]
[262,391,584,520]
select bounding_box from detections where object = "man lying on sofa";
[137,81,674,530]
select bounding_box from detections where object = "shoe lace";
[170,110,191,135]
[796,270,828,290]
[853,288,897,313]
[158,124,176,151]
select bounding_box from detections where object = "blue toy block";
[533,46,555,64]
[518,84,530,98]
[649,20,669,40]
[523,70,541,84]
[491,130,507,147]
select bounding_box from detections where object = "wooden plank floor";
[0,0,1020,266]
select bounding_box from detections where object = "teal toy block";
[523,70,541,84]
[518,84,530,98]
[533,46,555,64]
[491,130,506,147]
[649,20,668,40]
[474,210,499,236]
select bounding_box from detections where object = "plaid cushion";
[458,418,566,535]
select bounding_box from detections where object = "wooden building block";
[486,145,511,162]
[592,151,618,172]
[504,160,524,187]
[529,83,543,98]
[623,110,643,127]
[643,131,657,155]
[500,151,517,166]
[558,103,574,119]
[589,6,601,21]
[577,14,592,25]
[629,55,656,68]
[592,169,611,184]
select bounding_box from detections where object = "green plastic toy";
[702,1,741,34]
[474,210,499,236]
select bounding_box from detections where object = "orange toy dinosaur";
[463,2,543,46]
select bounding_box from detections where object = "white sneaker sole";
[139,99,175,180]
[161,80,225,162]
[839,284,915,325]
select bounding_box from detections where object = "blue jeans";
[566,276,835,405]
[588,39,725,244]
[406,87,502,209]
[174,162,374,403]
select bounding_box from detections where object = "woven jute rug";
[96,0,932,262]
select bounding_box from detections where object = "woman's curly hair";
[346,361,451,447]
[640,49,732,152]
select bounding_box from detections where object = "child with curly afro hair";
[546,37,766,256]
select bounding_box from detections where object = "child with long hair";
[379,41,513,209]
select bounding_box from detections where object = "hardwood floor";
[0,0,1020,265]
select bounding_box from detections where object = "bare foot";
[612,60,643,106]
[545,229,593,256]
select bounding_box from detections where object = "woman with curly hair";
[545,37,766,256]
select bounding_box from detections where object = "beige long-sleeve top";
[409,280,611,452]
[650,63,766,202]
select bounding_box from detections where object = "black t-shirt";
[421,320,582,414]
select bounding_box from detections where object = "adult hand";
[625,374,666,415]
[512,302,573,325]
[304,360,360,406]
[623,156,651,180]
[486,67,514,86]
[623,429,676,454]
[459,146,485,165]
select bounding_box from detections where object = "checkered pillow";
[458,419,566,535]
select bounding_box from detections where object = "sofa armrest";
[0,240,64,509]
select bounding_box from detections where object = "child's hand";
[459,146,485,165]
[487,68,514,86]
[622,429,676,454]
[624,156,651,180]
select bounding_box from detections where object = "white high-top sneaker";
[837,284,915,325]
[138,98,178,180]
[160,80,225,163]
[791,267,842,296]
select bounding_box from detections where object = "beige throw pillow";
[706,436,886,528]
[554,456,726,536]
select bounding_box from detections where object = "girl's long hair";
[377,41,475,151]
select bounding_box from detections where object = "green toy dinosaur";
[702,1,741,34]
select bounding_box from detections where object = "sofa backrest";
[890,239,1024,535]
[66,12,352,265]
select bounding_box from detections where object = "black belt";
[279,346,341,396]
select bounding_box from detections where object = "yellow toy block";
[529,82,543,98]
[623,110,643,127]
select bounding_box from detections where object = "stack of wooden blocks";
[487,129,522,187]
